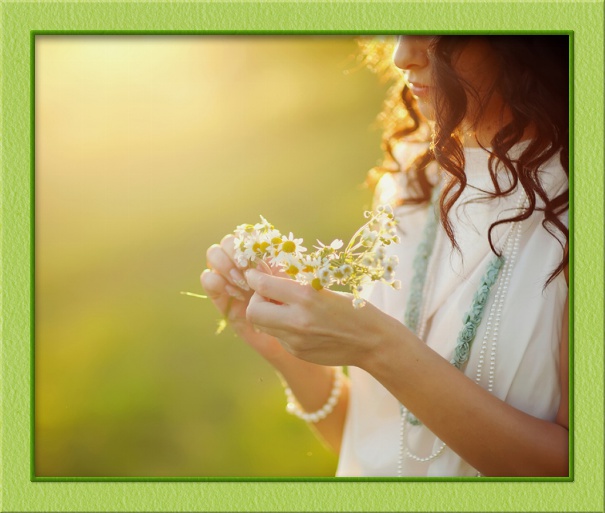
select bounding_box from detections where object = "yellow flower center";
[253,241,270,254]
[282,240,296,253]
[285,264,299,276]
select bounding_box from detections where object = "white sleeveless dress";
[336,143,568,477]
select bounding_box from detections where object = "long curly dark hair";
[360,35,569,286]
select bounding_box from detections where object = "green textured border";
[2,1,603,512]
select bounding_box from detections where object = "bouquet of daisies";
[232,205,401,309]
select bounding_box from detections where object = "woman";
[200,35,569,477]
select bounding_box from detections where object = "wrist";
[357,315,418,380]
[263,344,294,370]
[265,341,323,375]
[284,367,344,423]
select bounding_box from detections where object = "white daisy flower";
[360,254,376,267]
[233,235,247,255]
[331,263,352,284]
[352,297,367,309]
[264,230,284,260]
[385,255,399,267]
[318,265,335,287]
[361,228,379,245]
[383,204,394,216]
[314,239,344,252]
[339,263,353,279]
[278,253,304,277]
[234,223,257,239]
[296,271,315,285]
[254,215,274,233]
[241,236,270,262]
[273,232,306,262]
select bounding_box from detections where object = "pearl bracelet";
[284,367,344,423]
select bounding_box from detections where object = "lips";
[408,82,430,98]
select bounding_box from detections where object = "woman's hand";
[200,235,288,363]
[245,268,400,368]
[202,241,353,452]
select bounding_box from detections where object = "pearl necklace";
[474,220,523,391]
[397,189,526,475]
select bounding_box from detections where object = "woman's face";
[393,36,501,126]
[392,36,435,119]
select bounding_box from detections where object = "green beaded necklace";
[401,185,505,427]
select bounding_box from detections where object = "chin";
[414,98,435,122]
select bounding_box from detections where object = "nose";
[393,36,431,71]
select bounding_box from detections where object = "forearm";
[362,320,568,477]
[267,350,348,453]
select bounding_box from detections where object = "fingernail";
[244,269,260,292]
[230,268,250,291]
[225,284,245,301]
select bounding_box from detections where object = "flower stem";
[216,296,234,335]
[180,291,208,299]
[345,217,374,253]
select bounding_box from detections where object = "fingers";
[218,234,241,267]
[219,234,245,271]
[206,238,250,292]
[200,268,225,298]
[246,291,291,332]
[200,268,230,313]
[245,268,313,305]
[200,269,246,306]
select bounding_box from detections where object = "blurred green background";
[35,35,391,477]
